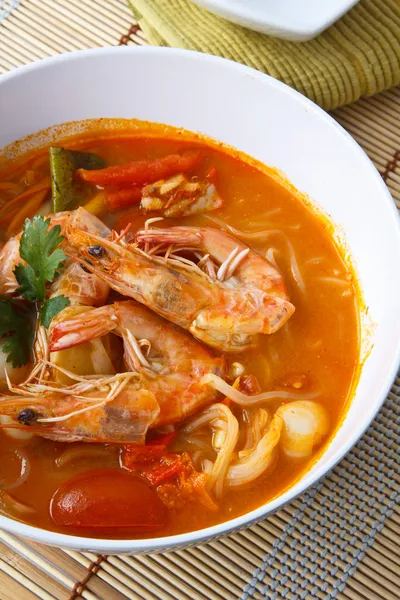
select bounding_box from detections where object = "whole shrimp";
[0,207,110,305]
[49,300,225,427]
[63,224,295,352]
[0,208,111,386]
[0,301,225,442]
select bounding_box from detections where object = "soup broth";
[0,122,359,538]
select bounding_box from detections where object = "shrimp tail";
[49,305,117,352]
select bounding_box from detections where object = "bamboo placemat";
[0,2,399,599]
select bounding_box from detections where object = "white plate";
[0,47,399,553]
[191,0,359,40]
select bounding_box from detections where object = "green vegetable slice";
[50,147,106,212]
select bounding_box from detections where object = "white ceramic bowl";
[0,47,399,554]
[190,0,359,40]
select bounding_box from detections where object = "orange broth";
[0,124,360,538]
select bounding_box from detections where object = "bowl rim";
[0,45,399,553]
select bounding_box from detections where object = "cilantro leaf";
[0,298,33,367]
[14,216,67,302]
[41,296,70,328]
[13,264,38,302]
[1,333,31,368]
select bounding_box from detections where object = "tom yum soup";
[0,121,359,538]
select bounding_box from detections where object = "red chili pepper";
[78,150,201,186]
[147,431,176,448]
[106,186,143,210]
[147,461,183,486]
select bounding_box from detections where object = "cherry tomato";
[50,468,167,530]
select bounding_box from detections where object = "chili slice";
[77,150,201,186]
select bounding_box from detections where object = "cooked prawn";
[63,224,294,351]
[47,300,225,428]
[0,371,159,443]
[0,207,110,306]
[0,208,111,386]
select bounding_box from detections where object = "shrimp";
[275,400,330,458]
[0,208,111,385]
[0,236,21,295]
[0,207,110,306]
[0,373,160,443]
[0,300,225,441]
[141,173,222,217]
[63,224,295,352]
[49,300,225,427]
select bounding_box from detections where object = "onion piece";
[0,449,31,490]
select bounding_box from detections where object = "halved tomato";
[50,468,167,530]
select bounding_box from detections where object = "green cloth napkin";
[129,0,400,110]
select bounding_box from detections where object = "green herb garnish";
[14,215,70,326]
[0,216,71,367]
[0,298,34,367]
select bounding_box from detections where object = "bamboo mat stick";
[0,532,100,600]
[63,550,140,600]
[0,558,57,600]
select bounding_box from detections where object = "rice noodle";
[265,247,280,270]
[285,241,305,292]
[204,216,273,240]
[201,374,318,406]
[240,408,269,455]
[226,415,282,487]
[183,403,239,499]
